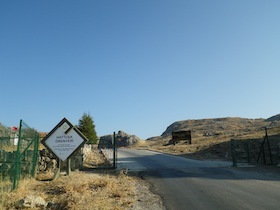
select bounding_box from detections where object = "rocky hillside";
[266,114,280,122]
[160,116,280,139]
[137,114,280,162]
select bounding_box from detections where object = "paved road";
[117,148,280,210]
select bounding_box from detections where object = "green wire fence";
[0,120,39,192]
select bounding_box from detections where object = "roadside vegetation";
[1,147,163,210]
[2,171,138,210]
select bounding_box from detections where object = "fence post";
[113,132,116,169]
[231,139,237,167]
[31,134,39,177]
[13,120,22,190]
[53,159,61,180]
[245,142,250,163]
[66,158,71,176]
[265,128,273,165]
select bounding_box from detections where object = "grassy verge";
[1,147,164,210]
[2,171,137,210]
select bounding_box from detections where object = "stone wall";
[38,148,83,173]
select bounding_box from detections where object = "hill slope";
[161,117,278,138]
[266,114,280,122]
[134,115,280,162]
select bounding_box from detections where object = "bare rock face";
[38,149,58,173]
[99,130,141,148]
[16,195,47,208]
[266,114,280,122]
[146,136,163,141]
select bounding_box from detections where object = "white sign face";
[45,128,85,161]
[42,118,88,161]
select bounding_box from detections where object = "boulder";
[99,130,141,148]
[16,196,47,208]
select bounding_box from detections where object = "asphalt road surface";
[117,148,280,210]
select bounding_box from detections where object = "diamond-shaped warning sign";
[42,118,88,161]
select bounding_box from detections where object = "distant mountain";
[266,114,280,122]
[160,116,280,138]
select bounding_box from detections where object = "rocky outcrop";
[16,195,65,209]
[38,149,58,172]
[146,136,163,141]
[16,196,48,209]
[161,117,280,138]
[99,130,141,148]
[266,114,280,122]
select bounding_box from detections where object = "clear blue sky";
[1,1,280,139]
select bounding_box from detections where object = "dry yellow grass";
[0,177,13,209]
[83,147,112,168]
[133,140,148,148]
[1,146,161,210]
[2,171,137,210]
[0,140,17,152]
[133,127,280,161]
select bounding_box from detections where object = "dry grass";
[132,140,149,150]
[1,147,158,210]
[2,171,138,210]
[36,170,56,181]
[0,177,13,210]
[0,141,17,152]
[83,147,112,168]
[133,127,280,161]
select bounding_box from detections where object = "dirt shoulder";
[132,176,166,210]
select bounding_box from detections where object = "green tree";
[77,113,98,144]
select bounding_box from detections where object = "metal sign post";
[113,132,116,169]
